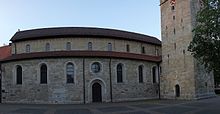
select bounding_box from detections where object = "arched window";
[152,66,157,83]
[117,64,123,83]
[126,44,130,52]
[40,64,47,84]
[175,84,180,97]
[108,43,112,51]
[66,42,71,51]
[45,43,50,51]
[66,63,74,83]
[141,46,145,54]
[88,42,92,50]
[138,65,143,83]
[26,44,30,53]
[16,65,22,84]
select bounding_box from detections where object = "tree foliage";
[188,0,220,84]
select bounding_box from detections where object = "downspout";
[83,58,86,104]
[157,63,161,100]
[109,58,112,102]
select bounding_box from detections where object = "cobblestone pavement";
[0,96,220,114]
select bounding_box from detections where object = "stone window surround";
[91,62,101,73]
[151,65,158,83]
[26,44,30,53]
[115,63,127,84]
[66,62,75,83]
[138,65,144,83]
[89,61,103,74]
[13,64,23,85]
[37,62,49,85]
[64,61,77,84]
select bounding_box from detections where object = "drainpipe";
[83,58,86,104]
[109,58,112,102]
[157,63,161,100]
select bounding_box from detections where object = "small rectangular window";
[66,42,71,51]
[142,46,145,54]
[126,44,130,52]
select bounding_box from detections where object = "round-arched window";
[91,62,101,73]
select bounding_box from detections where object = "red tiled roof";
[1,51,162,63]
[10,27,161,46]
[0,45,11,60]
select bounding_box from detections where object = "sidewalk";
[0,97,220,114]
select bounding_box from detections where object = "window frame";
[91,62,101,73]
[66,42,71,51]
[88,42,92,50]
[40,64,47,84]
[66,62,74,83]
[117,63,123,83]
[108,43,112,51]
[26,44,30,53]
[45,43,50,51]
[16,65,22,85]
[138,65,144,83]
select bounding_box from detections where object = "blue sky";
[0,0,161,46]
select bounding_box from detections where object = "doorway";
[175,84,180,97]
[92,82,102,102]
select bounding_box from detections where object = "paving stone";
[131,103,163,109]
[195,109,220,114]
[120,111,150,114]
[55,109,92,114]
[151,106,196,114]
[11,108,47,114]
[97,106,133,113]
[181,102,211,107]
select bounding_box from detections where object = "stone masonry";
[160,0,215,99]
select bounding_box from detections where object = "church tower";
[160,0,215,99]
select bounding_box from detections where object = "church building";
[0,0,216,104]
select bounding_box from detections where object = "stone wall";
[11,37,161,56]
[1,58,159,104]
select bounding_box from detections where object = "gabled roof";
[10,27,161,45]
[0,45,11,60]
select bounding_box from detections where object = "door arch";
[92,82,102,102]
[175,84,180,97]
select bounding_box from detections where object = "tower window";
[171,6,175,11]
[174,28,176,35]
[173,16,175,20]
[174,43,176,50]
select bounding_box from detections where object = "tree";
[188,0,220,86]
